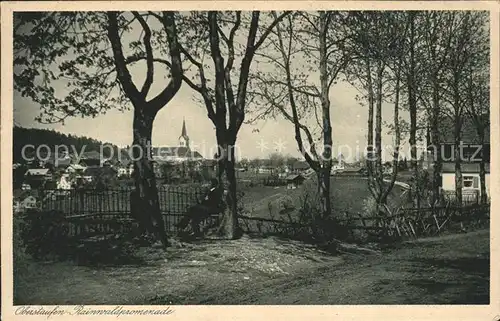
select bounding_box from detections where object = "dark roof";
[286,174,304,181]
[81,150,102,159]
[80,158,101,166]
[437,115,490,144]
[441,162,490,173]
[292,161,310,170]
[152,147,203,159]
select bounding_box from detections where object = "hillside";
[12,126,126,163]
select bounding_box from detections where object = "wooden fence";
[32,186,490,244]
[41,186,206,216]
[239,204,490,242]
[36,186,218,239]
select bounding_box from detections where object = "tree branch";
[132,12,154,98]
[253,11,292,51]
[148,11,183,112]
[106,12,141,105]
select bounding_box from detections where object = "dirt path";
[183,230,490,305]
[15,230,489,305]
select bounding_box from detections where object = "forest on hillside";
[13,126,123,163]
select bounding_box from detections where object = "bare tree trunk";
[130,107,167,247]
[379,57,402,208]
[478,133,487,203]
[215,134,239,239]
[479,157,487,204]
[408,11,420,210]
[319,11,333,218]
[431,77,442,205]
[374,61,384,214]
[453,115,463,205]
[319,167,331,218]
[364,57,377,200]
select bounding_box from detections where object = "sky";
[13,11,418,163]
[14,80,409,162]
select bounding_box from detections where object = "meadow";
[240,176,410,220]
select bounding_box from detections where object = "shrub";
[267,195,295,218]
[295,189,347,245]
[20,209,70,260]
[13,213,31,268]
[361,196,378,217]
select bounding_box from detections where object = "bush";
[18,209,71,260]
[13,213,31,268]
[295,190,348,245]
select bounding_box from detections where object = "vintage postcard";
[1,1,499,320]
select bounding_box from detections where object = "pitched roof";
[441,162,490,173]
[292,161,310,170]
[25,168,50,176]
[286,174,304,181]
[437,115,490,144]
[81,150,102,159]
[67,163,86,171]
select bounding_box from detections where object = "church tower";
[179,119,190,148]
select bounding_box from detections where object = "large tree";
[344,11,408,215]
[14,11,184,247]
[170,11,290,238]
[440,12,489,204]
[249,11,350,219]
[464,22,489,204]
[418,11,456,205]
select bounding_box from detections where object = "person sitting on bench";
[176,178,224,236]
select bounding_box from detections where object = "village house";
[291,161,310,174]
[286,174,305,189]
[117,166,130,177]
[331,154,345,173]
[66,163,86,174]
[21,183,31,190]
[83,166,117,182]
[428,115,490,203]
[24,168,52,189]
[79,150,103,167]
[13,190,39,213]
[111,158,134,177]
[56,173,73,190]
[257,165,276,174]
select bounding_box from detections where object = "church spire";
[179,118,190,148]
[181,118,188,138]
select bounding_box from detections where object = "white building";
[441,163,490,202]
[56,174,73,190]
[430,115,490,203]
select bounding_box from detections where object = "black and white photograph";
[1,1,499,318]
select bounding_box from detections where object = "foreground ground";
[14,229,489,305]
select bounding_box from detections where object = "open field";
[240,176,410,219]
[14,229,489,305]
